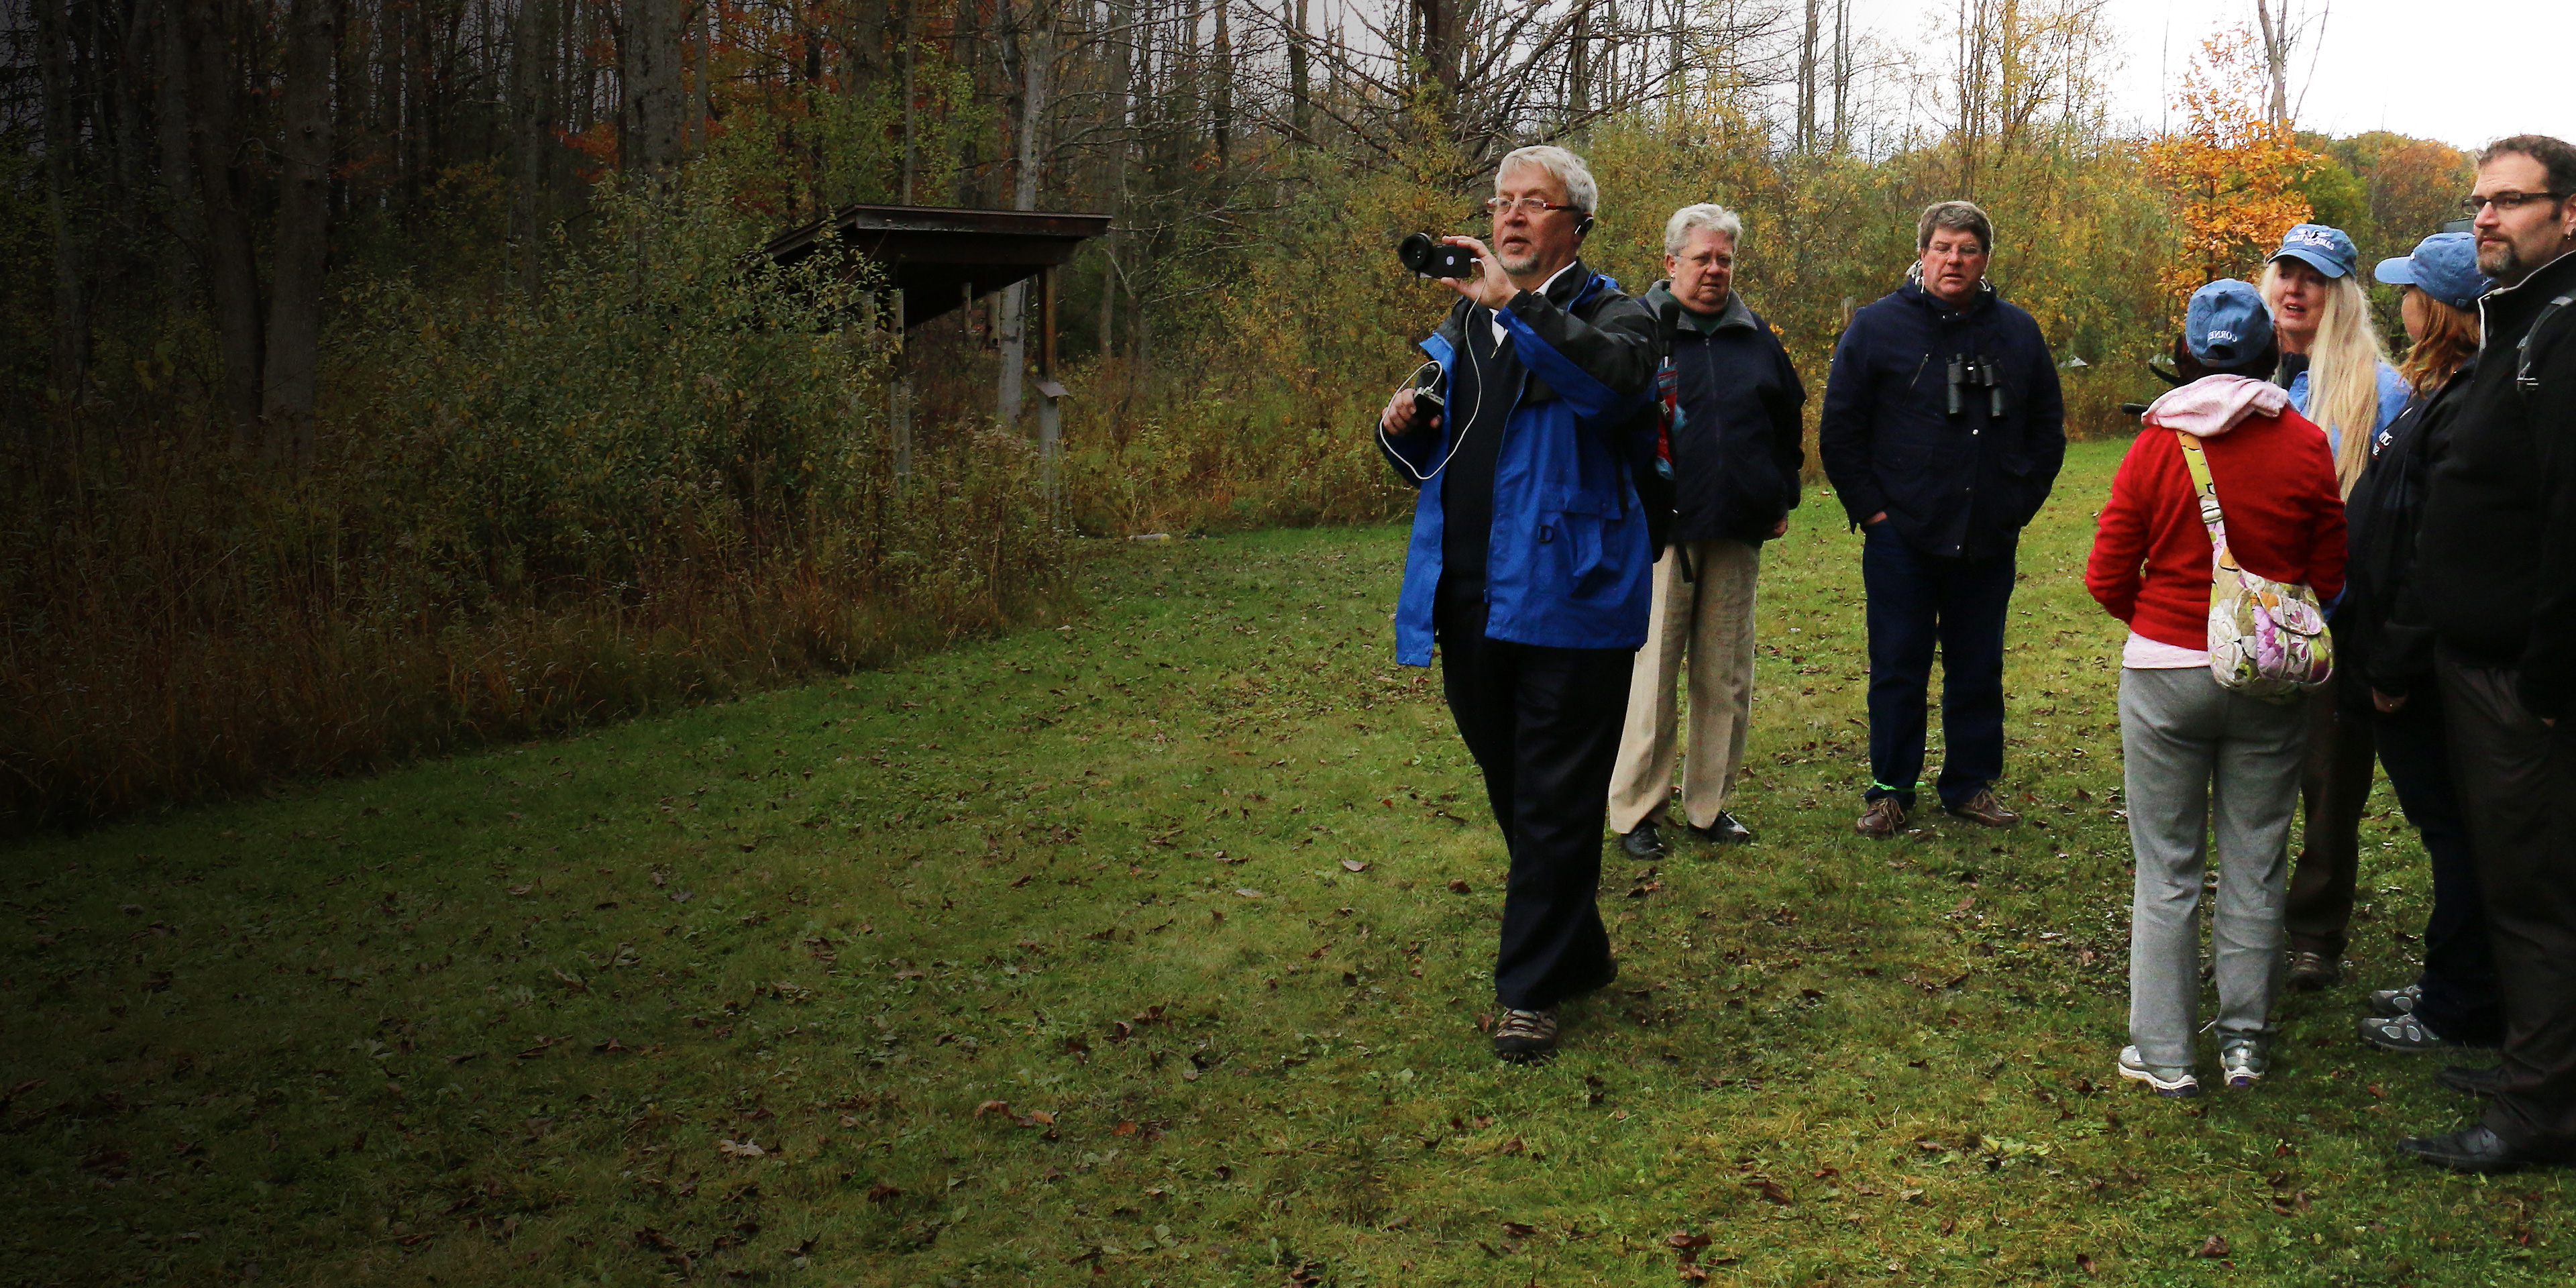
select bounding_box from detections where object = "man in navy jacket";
[1819,201,2065,839]
[1377,146,1660,1062]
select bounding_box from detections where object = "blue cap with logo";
[2186,279,2274,370]
[2271,223,2360,279]
[2374,231,2491,310]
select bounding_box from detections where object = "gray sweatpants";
[2119,665,2310,1067]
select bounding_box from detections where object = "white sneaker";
[2118,1045,2201,1097]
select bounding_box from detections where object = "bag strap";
[2518,291,2575,395]
[2174,430,2231,602]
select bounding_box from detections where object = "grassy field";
[3,438,2563,1287]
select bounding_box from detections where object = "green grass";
[3,439,2562,1286]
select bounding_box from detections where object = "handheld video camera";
[1397,232,1480,280]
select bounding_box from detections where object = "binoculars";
[1947,354,2006,419]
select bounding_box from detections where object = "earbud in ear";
[1575,214,1595,238]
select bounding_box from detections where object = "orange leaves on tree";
[2144,29,2314,315]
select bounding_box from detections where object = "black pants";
[2285,665,2376,959]
[1436,586,1631,1011]
[1861,524,2014,810]
[2438,647,2576,1150]
[2371,684,2501,1043]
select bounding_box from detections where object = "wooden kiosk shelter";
[760,203,1110,487]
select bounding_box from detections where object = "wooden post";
[1034,266,1065,514]
[891,288,913,481]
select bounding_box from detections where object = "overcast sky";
[1836,0,2576,150]
[2101,0,2574,147]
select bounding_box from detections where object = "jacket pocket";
[1539,511,1620,602]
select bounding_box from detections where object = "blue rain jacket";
[1379,264,1661,666]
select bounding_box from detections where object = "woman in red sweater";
[2087,279,2348,1098]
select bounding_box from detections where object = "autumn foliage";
[2145,29,2316,309]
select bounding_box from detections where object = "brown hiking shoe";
[1856,797,1907,839]
[1944,788,2020,828]
[2287,949,2341,991]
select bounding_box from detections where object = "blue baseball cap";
[2271,223,2359,279]
[2185,279,2274,370]
[2374,231,2491,310]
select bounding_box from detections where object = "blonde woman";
[2261,222,2411,994]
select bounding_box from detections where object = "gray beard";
[1500,250,1543,278]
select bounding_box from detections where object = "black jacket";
[1818,278,2067,559]
[2347,358,2476,694]
[1646,281,1806,545]
[2409,249,2576,718]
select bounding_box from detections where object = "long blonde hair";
[2260,261,2390,496]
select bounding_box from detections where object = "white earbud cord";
[1377,341,1491,485]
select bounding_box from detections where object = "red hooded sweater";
[2086,375,2347,652]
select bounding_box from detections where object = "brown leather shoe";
[1856,797,1907,839]
[1944,788,2020,828]
[2287,950,2341,991]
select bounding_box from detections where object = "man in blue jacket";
[1819,201,2066,839]
[1377,145,1661,1062]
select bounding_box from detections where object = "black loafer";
[2438,1065,2506,1098]
[1685,811,1754,845]
[1619,819,1666,859]
[2396,1124,2544,1173]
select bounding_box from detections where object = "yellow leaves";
[2144,28,2314,311]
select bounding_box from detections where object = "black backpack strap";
[2518,292,2576,394]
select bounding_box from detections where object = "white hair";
[1495,145,1599,217]
[1662,203,1743,256]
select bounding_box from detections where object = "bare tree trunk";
[1287,0,1309,143]
[1569,0,1589,119]
[900,0,917,201]
[1796,0,1820,152]
[621,0,684,179]
[152,0,203,307]
[2253,0,2290,129]
[181,0,264,441]
[1210,1,1232,164]
[511,0,559,289]
[39,0,93,405]
[692,2,712,152]
[998,0,1051,426]
[264,0,339,464]
[1830,0,1850,152]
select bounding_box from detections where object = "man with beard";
[2394,134,2576,1173]
[1377,146,1660,1062]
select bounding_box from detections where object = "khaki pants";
[1606,538,1760,834]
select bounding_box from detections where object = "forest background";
[0,0,2476,830]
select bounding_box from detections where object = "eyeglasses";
[2461,190,2571,216]
[1486,196,1585,218]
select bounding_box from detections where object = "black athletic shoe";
[1491,1008,1560,1063]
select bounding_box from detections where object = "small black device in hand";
[1398,232,1479,280]
[1408,362,1446,424]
